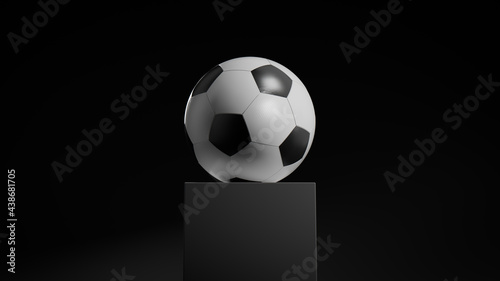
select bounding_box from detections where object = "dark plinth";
[183,182,316,281]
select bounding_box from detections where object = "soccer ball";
[184,57,315,182]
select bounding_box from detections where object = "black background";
[3,0,499,280]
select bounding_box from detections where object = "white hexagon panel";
[243,94,296,147]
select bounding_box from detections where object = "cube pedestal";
[183,182,316,281]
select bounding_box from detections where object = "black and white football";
[184,57,315,182]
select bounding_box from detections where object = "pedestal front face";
[184,182,316,281]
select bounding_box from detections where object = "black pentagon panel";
[229,177,253,182]
[251,65,292,97]
[192,65,223,97]
[279,126,310,166]
[209,114,251,156]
